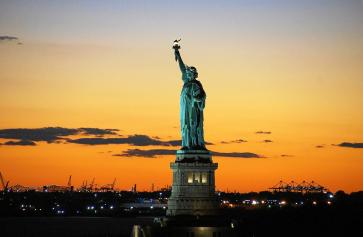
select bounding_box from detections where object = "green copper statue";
[173,40,207,150]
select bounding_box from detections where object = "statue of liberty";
[173,40,207,150]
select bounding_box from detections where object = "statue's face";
[187,67,198,80]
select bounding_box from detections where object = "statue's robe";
[180,77,206,149]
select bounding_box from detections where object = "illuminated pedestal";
[131,150,239,237]
[167,150,219,216]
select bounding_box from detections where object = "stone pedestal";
[131,150,238,237]
[167,150,219,216]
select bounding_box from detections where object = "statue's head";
[186,66,198,80]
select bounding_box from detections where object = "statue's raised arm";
[172,39,206,150]
[173,39,186,74]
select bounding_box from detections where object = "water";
[0,216,154,237]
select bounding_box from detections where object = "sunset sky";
[1,0,362,193]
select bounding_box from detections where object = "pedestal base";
[167,150,218,216]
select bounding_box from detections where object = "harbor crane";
[0,172,9,191]
[43,175,73,192]
[98,178,116,192]
[269,180,329,193]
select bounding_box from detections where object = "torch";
[173,38,181,61]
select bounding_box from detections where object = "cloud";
[0,127,121,145]
[0,127,79,143]
[0,36,18,41]
[78,127,119,136]
[256,131,271,134]
[212,151,261,158]
[336,142,363,149]
[281,154,294,157]
[3,140,36,146]
[221,139,247,144]
[0,35,22,45]
[67,134,180,146]
[263,139,273,143]
[68,136,215,147]
[115,149,262,158]
[115,149,176,158]
[316,145,325,148]
[0,127,212,147]
[166,140,182,146]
